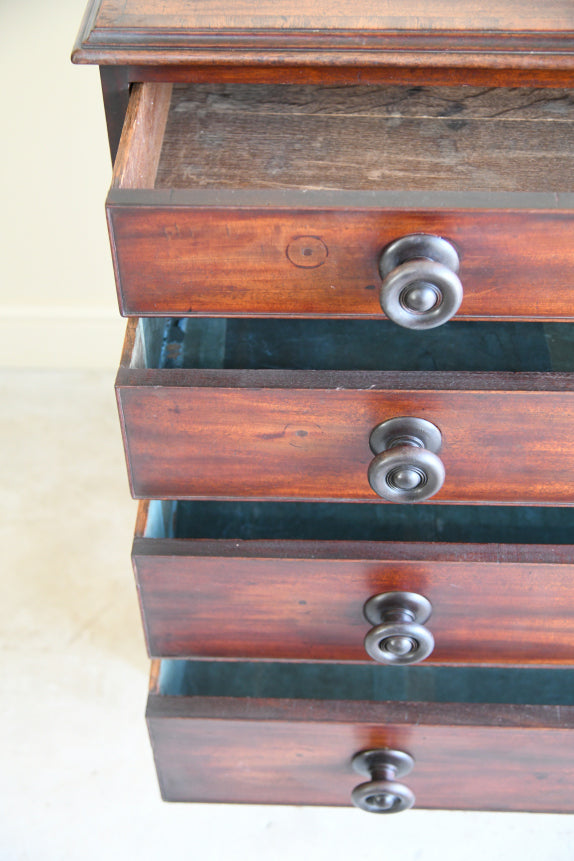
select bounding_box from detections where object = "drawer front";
[117,370,574,504]
[147,665,574,811]
[109,200,574,320]
[108,82,574,321]
[134,505,574,664]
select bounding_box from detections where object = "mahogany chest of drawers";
[73,0,574,814]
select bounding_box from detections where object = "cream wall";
[0,0,124,367]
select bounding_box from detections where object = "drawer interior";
[156,659,574,705]
[144,498,574,545]
[129,317,574,371]
[114,83,574,193]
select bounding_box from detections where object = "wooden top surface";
[84,0,574,32]
[72,0,574,72]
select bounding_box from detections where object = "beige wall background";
[1,0,124,367]
[2,1,574,859]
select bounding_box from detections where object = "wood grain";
[72,0,574,86]
[133,521,574,664]
[130,64,574,90]
[107,83,574,319]
[108,200,574,320]
[76,0,574,818]
[147,691,574,809]
[111,82,172,189]
[156,84,574,192]
[116,324,574,503]
[94,0,574,32]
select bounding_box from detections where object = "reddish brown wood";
[106,81,574,319]
[147,692,574,809]
[74,0,574,817]
[88,0,574,33]
[133,518,574,664]
[109,199,574,320]
[73,0,574,89]
[131,63,574,89]
[116,322,574,504]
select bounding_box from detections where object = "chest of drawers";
[73,0,574,814]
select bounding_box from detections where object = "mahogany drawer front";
[135,500,574,665]
[108,82,574,321]
[117,318,574,504]
[148,660,574,811]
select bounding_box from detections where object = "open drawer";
[117,316,574,504]
[135,499,574,665]
[147,659,574,811]
[107,82,574,322]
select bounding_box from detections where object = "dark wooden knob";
[379,234,462,329]
[363,591,434,665]
[351,749,415,814]
[368,416,445,503]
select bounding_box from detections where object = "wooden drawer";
[75,0,574,821]
[117,317,574,504]
[135,499,574,665]
[108,82,574,321]
[147,659,574,811]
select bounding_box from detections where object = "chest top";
[72,0,574,85]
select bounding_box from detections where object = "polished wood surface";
[75,0,574,815]
[86,0,574,32]
[129,65,574,90]
[109,199,574,320]
[147,688,574,810]
[107,82,574,319]
[118,380,574,503]
[117,318,574,504]
[73,0,574,88]
[133,506,574,664]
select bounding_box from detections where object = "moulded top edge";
[72,0,574,66]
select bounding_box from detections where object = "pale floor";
[2,369,574,860]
